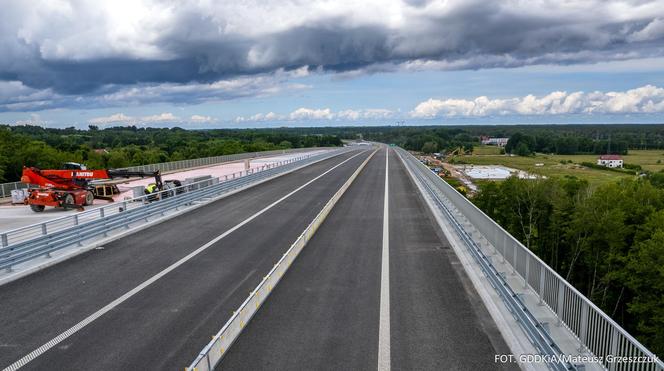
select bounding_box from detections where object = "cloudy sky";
[1,0,664,128]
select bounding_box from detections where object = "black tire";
[84,191,94,206]
[63,193,75,210]
[30,204,45,212]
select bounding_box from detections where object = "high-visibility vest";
[146,184,156,193]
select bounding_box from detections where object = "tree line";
[472,176,664,355]
[298,124,664,155]
[0,125,342,183]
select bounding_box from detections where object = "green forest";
[473,176,664,355]
[332,124,664,155]
[0,125,342,183]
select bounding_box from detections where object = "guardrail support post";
[74,215,83,246]
[501,235,506,263]
[512,242,517,275]
[578,302,589,352]
[123,202,130,229]
[524,254,530,289]
[1,233,7,248]
[538,266,545,305]
[41,223,47,235]
[493,227,498,255]
[556,282,565,326]
[609,327,619,371]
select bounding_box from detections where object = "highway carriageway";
[0,147,516,370]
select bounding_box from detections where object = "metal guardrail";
[117,147,318,174]
[0,182,25,199]
[397,148,573,371]
[0,147,324,199]
[186,147,378,371]
[0,149,348,272]
[397,147,663,371]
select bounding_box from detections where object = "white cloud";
[410,85,664,118]
[88,113,134,125]
[628,18,664,42]
[289,108,334,120]
[88,112,180,125]
[337,108,395,120]
[189,114,216,123]
[235,107,396,122]
[11,113,47,126]
[141,112,179,122]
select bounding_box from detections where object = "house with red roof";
[597,154,623,168]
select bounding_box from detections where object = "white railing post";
[579,302,589,352]
[502,234,506,263]
[512,242,517,275]
[556,282,565,325]
[609,327,619,371]
[538,265,545,305]
[524,253,530,289]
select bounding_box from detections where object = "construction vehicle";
[20,162,163,212]
[445,147,463,162]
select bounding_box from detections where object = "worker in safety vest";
[144,183,159,202]
[145,183,157,194]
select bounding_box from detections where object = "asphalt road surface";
[0,146,516,370]
[221,147,515,371]
[0,148,372,370]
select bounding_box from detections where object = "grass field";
[456,146,664,186]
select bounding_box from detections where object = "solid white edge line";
[2,149,369,371]
[378,146,391,371]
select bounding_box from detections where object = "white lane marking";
[3,149,369,371]
[378,147,391,371]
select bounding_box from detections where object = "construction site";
[0,149,327,233]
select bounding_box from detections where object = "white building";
[480,136,509,147]
[597,155,623,168]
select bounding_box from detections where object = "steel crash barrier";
[0,149,350,273]
[0,147,325,199]
[185,147,378,371]
[396,148,663,371]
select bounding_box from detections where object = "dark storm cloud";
[0,0,663,109]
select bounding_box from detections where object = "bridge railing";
[117,147,318,174]
[397,148,663,371]
[0,149,347,273]
[0,147,324,199]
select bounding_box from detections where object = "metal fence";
[0,149,348,272]
[397,148,663,371]
[0,182,25,199]
[0,147,326,199]
[118,147,319,174]
[186,148,377,371]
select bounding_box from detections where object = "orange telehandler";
[20,162,163,212]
